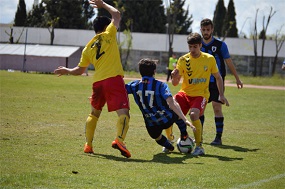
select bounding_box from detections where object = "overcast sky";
[1,0,284,36]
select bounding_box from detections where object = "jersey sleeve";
[160,82,172,100]
[221,42,230,59]
[78,46,90,67]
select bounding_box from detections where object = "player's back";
[126,77,175,126]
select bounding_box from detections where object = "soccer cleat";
[210,137,222,145]
[84,143,94,154]
[162,136,176,153]
[112,139,131,158]
[191,146,205,156]
[162,145,174,153]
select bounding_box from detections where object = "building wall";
[1,26,284,75]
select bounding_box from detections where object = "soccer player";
[166,53,177,82]
[125,58,196,153]
[171,33,229,156]
[200,18,243,145]
[54,0,131,158]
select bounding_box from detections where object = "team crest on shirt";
[204,66,208,71]
[212,46,217,52]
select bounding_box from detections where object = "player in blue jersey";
[200,18,243,145]
[125,58,196,152]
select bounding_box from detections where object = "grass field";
[0,70,284,189]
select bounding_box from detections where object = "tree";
[259,7,276,76]
[119,0,166,33]
[26,3,46,27]
[223,0,238,38]
[252,9,259,77]
[172,0,193,34]
[213,0,226,38]
[271,25,285,75]
[14,0,27,26]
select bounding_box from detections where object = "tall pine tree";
[122,0,166,33]
[171,0,193,34]
[223,0,238,37]
[26,3,46,27]
[14,0,27,26]
[213,0,226,38]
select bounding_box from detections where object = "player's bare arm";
[89,0,121,29]
[224,58,243,89]
[166,97,196,132]
[171,69,181,86]
[212,72,230,106]
[54,66,86,76]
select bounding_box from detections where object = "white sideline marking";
[232,173,285,189]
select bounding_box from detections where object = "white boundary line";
[231,173,285,189]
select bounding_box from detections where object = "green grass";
[0,70,284,189]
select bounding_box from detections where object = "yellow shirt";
[168,57,177,70]
[176,52,219,99]
[78,22,124,82]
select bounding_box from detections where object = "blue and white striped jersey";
[126,76,175,127]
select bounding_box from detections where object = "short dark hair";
[200,18,213,28]
[93,16,111,33]
[187,32,202,45]
[138,59,157,77]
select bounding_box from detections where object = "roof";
[0,44,80,57]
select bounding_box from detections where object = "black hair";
[200,18,213,28]
[187,32,202,45]
[93,16,111,33]
[138,58,157,77]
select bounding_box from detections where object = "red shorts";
[90,75,130,112]
[174,92,207,116]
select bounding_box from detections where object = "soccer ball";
[177,137,195,153]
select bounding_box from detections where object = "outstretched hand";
[54,66,69,76]
[185,120,196,132]
[219,95,230,106]
[89,0,104,8]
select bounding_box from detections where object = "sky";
[1,0,284,37]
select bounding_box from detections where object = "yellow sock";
[192,119,203,147]
[165,125,174,140]
[85,114,98,147]
[116,115,130,143]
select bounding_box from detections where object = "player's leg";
[165,92,190,142]
[156,135,174,152]
[173,113,188,139]
[84,108,101,153]
[209,80,225,145]
[166,69,171,82]
[165,125,175,142]
[148,126,174,152]
[189,97,207,156]
[106,76,131,158]
[84,83,106,153]
[211,101,223,145]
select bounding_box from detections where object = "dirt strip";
[124,77,285,91]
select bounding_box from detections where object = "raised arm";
[89,0,121,29]
[54,66,86,76]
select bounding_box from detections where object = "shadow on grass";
[204,142,260,152]
[85,150,245,163]
[87,152,193,164]
[200,154,244,161]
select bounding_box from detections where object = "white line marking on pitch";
[231,173,285,189]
